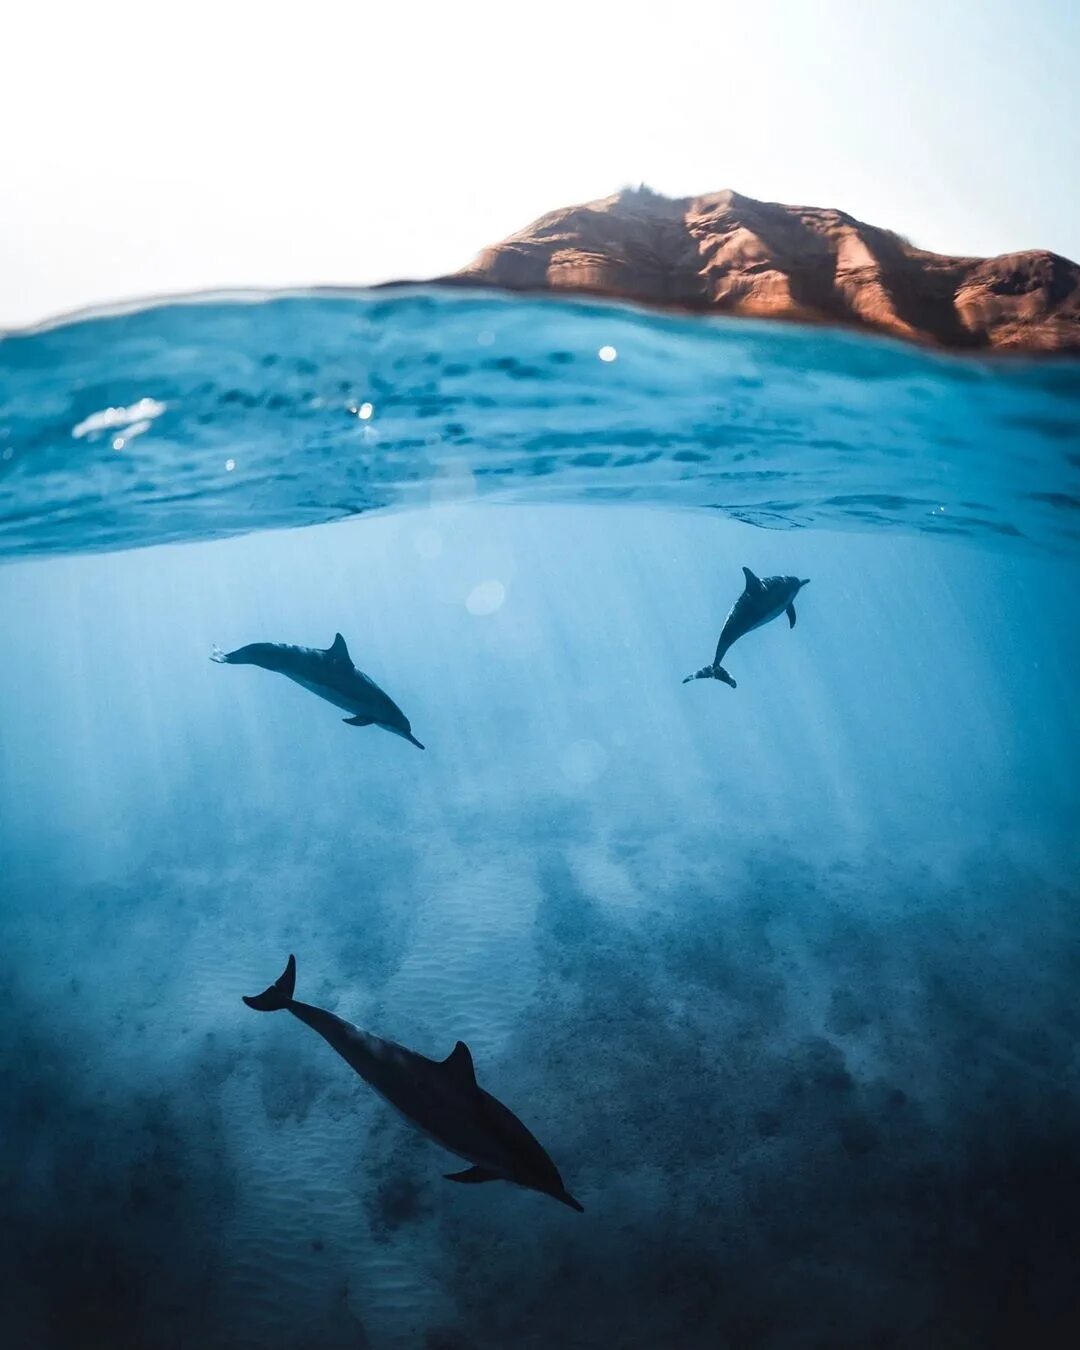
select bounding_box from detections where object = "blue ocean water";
[1,292,1079,1349]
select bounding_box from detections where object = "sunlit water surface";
[1,292,1079,1349]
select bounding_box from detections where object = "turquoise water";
[1,292,1079,1348]
[3,289,1079,556]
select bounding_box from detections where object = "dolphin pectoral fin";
[786,603,797,628]
[445,1166,499,1184]
[343,715,374,726]
[443,1040,478,1090]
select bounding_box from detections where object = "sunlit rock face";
[448,187,1080,353]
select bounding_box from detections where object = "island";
[440,187,1079,354]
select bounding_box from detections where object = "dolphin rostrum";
[243,955,584,1211]
[211,633,424,748]
[683,567,810,688]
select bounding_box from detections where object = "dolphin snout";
[382,723,425,749]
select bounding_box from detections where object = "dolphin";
[683,567,810,688]
[243,956,584,1212]
[211,632,424,748]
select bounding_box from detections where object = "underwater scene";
[1,291,1079,1349]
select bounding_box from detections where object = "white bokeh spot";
[466,579,506,616]
[561,739,608,784]
[414,527,443,560]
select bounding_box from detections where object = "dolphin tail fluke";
[243,954,297,1011]
[682,664,737,689]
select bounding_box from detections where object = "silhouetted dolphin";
[211,633,424,747]
[243,956,583,1211]
[683,567,810,688]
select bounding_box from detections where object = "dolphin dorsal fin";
[443,1040,477,1089]
[328,633,351,665]
[742,566,764,591]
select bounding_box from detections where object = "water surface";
[2,289,1078,556]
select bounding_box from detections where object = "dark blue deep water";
[1,291,1079,1349]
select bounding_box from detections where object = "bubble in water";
[225,458,236,472]
[112,418,155,452]
[561,739,608,784]
[466,580,506,616]
[598,345,618,362]
[358,401,374,420]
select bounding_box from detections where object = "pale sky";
[3,0,1077,328]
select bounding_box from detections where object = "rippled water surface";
[2,289,1078,556]
[1,293,1079,1349]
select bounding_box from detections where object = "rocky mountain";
[445,188,1080,354]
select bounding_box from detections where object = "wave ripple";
[1,289,1078,558]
